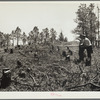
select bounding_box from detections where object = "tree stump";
[34,52,39,61]
[49,50,53,54]
[0,56,3,62]
[17,45,20,49]
[1,68,11,88]
[10,48,13,54]
[19,71,26,78]
[17,60,22,68]
[26,68,31,73]
[65,55,70,61]
[4,48,7,53]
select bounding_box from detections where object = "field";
[0,43,100,91]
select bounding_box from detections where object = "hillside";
[65,41,79,46]
[0,43,100,91]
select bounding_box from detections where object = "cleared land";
[0,43,100,91]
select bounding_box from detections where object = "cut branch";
[29,74,39,86]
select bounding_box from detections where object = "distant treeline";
[0,27,68,48]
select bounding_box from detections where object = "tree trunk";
[17,37,19,46]
[13,39,14,46]
[7,41,9,49]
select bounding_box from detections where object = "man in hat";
[82,35,93,65]
[77,34,93,64]
[78,34,85,62]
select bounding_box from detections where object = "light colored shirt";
[83,37,92,46]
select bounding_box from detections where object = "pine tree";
[50,28,57,43]
[42,28,49,43]
[59,32,64,41]
[15,26,21,46]
[64,37,68,42]
[73,3,98,45]
[22,32,27,45]
[33,26,39,43]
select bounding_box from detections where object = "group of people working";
[63,33,93,66]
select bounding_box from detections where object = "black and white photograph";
[0,1,100,94]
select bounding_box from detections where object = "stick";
[29,74,39,86]
[18,51,27,57]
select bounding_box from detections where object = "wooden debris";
[0,68,11,88]
[17,60,22,68]
[10,48,13,54]
[65,55,70,61]
[66,82,100,91]
[0,55,3,62]
[19,71,26,78]
[34,52,39,61]
[29,74,39,86]
[18,51,27,57]
[4,48,8,53]
[26,68,31,73]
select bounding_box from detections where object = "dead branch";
[11,79,40,91]
[53,65,71,74]
[90,73,99,83]
[66,82,100,91]
[38,70,49,80]
[12,84,20,91]
[78,65,83,73]
[18,51,27,57]
[29,74,39,86]
[11,79,34,90]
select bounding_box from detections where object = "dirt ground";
[0,44,100,91]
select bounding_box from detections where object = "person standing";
[77,34,85,62]
[77,34,93,65]
[83,35,93,64]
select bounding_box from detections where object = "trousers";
[79,45,93,61]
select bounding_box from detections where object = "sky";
[0,1,100,41]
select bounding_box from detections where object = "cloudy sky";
[0,1,99,41]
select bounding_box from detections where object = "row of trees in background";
[73,3,99,46]
[0,26,68,48]
[1,3,98,48]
